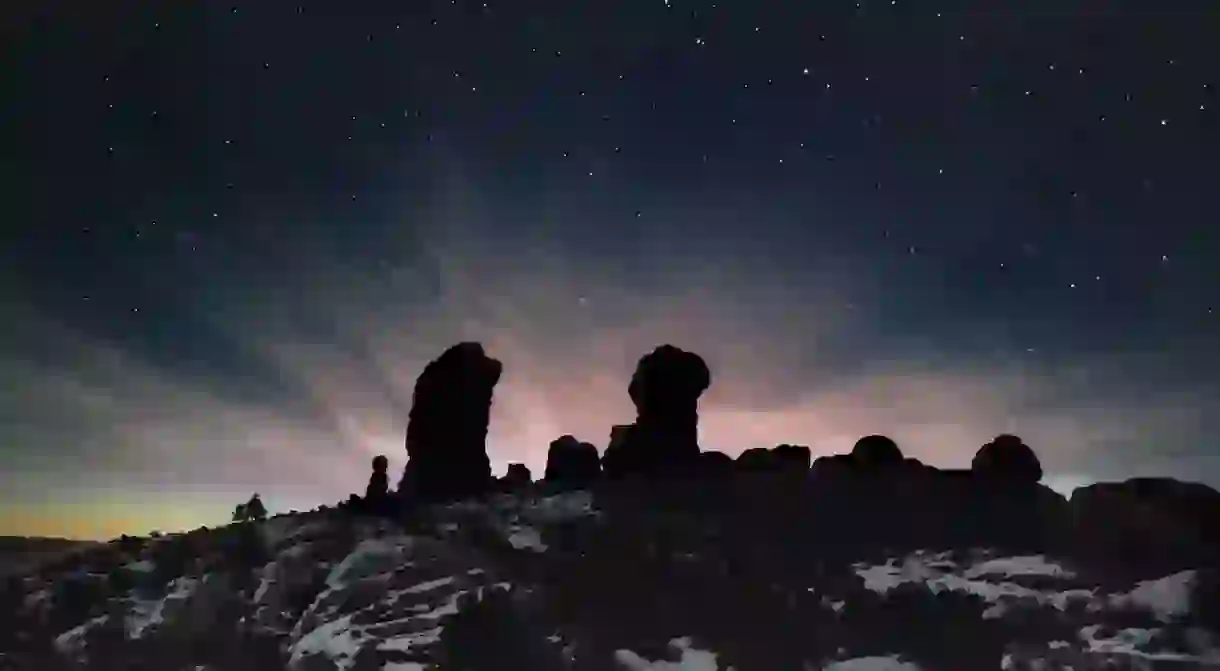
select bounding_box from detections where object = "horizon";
[0,444,1147,541]
[0,474,1102,543]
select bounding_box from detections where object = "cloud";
[3,145,1218,538]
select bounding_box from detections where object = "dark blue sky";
[3,0,1218,538]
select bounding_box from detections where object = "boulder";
[971,434,1042,484]
[850,435,904,471]
[502,463,533,490]
[544,435,601,487]
[400,342,503,503]
[1069,477,1220,572]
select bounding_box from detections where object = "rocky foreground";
[2,480,1219,671]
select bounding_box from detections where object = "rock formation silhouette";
[544,435,601,487]
[399,342,503,503]
[600,424,635,478]
[365,455,389,501]
[735,447,774,473]
[734,444,809,475]
[502,463,533,491]
[913,436,1059,552]
[601,345,711,479]
[696,450,735,478]
[1069,477,1220,572]
[810,454,857,480]
[351,455,390,516]
[850,435,904,471]
[772,444,811,472]
[971,434,1043,484]
[244,493,267,522]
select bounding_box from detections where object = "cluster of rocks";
[387,341,1051,492]
[328,339,1219,572]
[343,342,718,507]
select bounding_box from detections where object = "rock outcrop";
[735,447,774,473]
[599,424,634,479]
[971,434,1043,484]
[810,453,857,481]
[696,450,735,478]
[501,463,533,491]
[803,435,1065,552]
[400,342,503,503]
[1069,477,1220,573]
[6,462,1220,671]
[544,435,601,487]
[365,455,390,503]
[733,445,810,474]
[850,435,904,472]
[601,345,711,479]
[772,444,811,472]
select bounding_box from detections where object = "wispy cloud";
[2,145,1216,538]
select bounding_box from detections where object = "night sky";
[3,1,1218,539]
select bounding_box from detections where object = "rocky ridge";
[2,483,1217,671]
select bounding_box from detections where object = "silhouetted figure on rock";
[544,435,601,487]
[602,345,711,479]
[971,434,1043,484]
[851,435,904,471]
[400,342,503,503]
